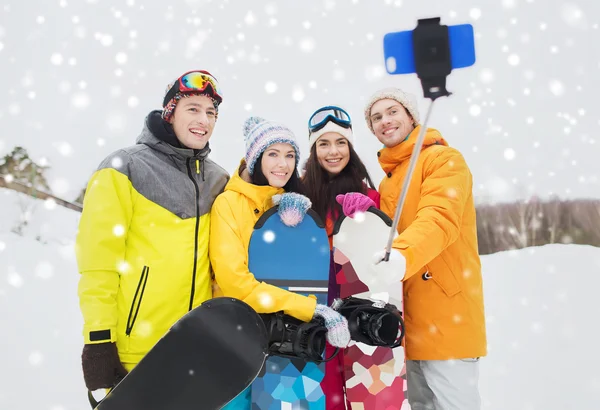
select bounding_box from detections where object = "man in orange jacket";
[364,87,487,410]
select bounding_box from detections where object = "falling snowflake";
[115,52,128,64]
[549,80,565,96]
[365,65,385,82]
[35,261,54,279]
[127,96,139,108]
[8,103,20,116]
[113,224,125,237]
[265,81,277,94]
[98,34,114,46]
[561,3,586,28]
[479,68,494,84]
[291,86,305,102]
[258,292,274,309]
[262,230,276,243]
[507,54,520,66]
[469,105,481,116]
[504,148,516,161]
[111,156,124,169]
[299,37,315,52]
[244,11,256,25]
[333,69,345,81]
[50,53,63,65]
[446,187,458,198]
[29,351,44,366]
[71,92,91,109]
[117,261,131,274]
[469,8,481,20]
[56,142,74,157]
[50,178,70,196]
[7,270,24,288]
[107,113,126,132]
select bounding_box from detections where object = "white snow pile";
[1,188,599,409]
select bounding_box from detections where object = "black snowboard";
[92,297,269,410]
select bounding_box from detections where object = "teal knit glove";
[272,193,312,227]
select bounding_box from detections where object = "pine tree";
[0,146,51,193]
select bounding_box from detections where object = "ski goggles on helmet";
[308,106,352,133]
[162,70,223,107]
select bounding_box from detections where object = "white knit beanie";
[308,121,354,149]
[364,87,420,134]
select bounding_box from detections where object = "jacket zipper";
[186,157,202,311]
[125,266,149,336]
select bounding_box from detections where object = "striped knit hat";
[243,116,300,175]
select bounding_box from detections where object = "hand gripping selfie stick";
[384,17,462,261]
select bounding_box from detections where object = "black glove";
[81,342,128,390]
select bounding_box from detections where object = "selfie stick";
[384,17,453,262]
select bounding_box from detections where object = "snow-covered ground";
[479,243,600,410]
[1,188,599,410]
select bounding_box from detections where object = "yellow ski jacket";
[209,162,317,322]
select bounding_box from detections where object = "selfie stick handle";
[383,17,456,262]
[383,101,435,261]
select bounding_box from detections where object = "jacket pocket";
[427,256,461,298]
[125,266,150,336]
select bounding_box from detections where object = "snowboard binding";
[332,296,405,348]
[260,312,339,363]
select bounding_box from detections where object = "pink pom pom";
[279,208,303,227]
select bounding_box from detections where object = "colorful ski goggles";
[308,106,352,133]
[162,70,223,107]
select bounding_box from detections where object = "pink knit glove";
[335,193,376,218]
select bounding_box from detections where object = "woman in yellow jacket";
[209,116,351,348]
[363,88,487,410]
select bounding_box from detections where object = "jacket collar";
[378,126,448,174]
[223,159,285,212]
[138,110,211,161]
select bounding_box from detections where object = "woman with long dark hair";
[302,106,380,409]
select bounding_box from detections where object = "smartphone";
[383,23,476,75]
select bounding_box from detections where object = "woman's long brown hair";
[302,142,376,222]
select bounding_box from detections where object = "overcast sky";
[1,0,598,203]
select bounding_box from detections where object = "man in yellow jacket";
[364,87,487,410]
[75,70,229,391]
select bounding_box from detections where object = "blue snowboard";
[248,206,330,409]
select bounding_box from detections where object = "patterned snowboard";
[248,207,331,409]
[332,208,408,409]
